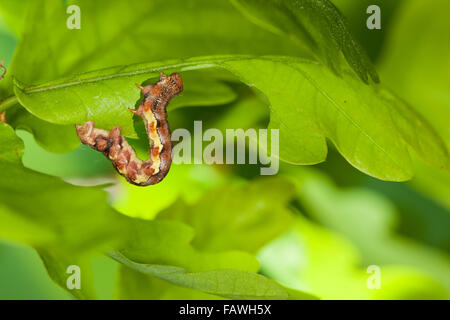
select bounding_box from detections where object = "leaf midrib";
[17,56,316,93]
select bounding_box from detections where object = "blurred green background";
[0,0,449,300]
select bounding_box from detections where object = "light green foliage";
[112,174,314,299]
[0,0,28,36]
[259,216,448,299]
[157,177,294,253]
[112,164,227,219]
[283,167,450,297]
[112,219,302,300]
[108,192,317,299]
[379,0,450,209]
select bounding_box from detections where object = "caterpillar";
[76,72,183,186]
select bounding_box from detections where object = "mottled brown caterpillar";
[76,73,183,186]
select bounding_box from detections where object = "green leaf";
[13,56,448,180]
[114,219,259,273]
[111,251,317,300]
[231,0,379,83]
[157,177,294,253]
[116,266,223,300]
[110,207,316,299]
[0,122,23,163]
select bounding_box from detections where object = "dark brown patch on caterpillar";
[75,72,183,186]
